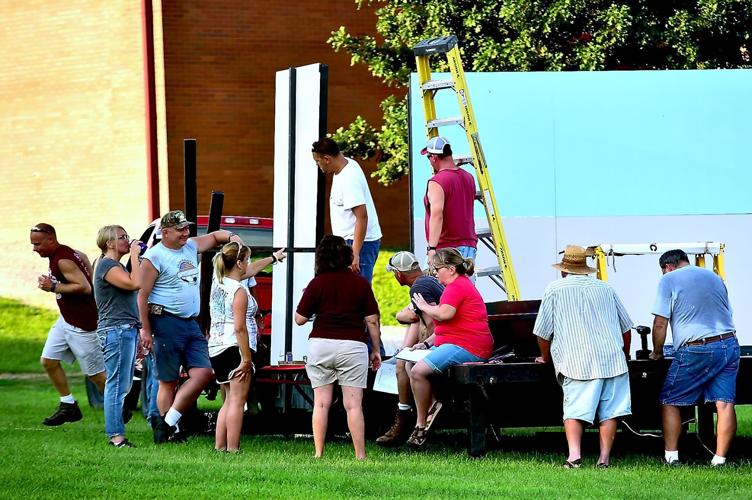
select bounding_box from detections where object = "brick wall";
[0,1,149,308]
[160,0,410,246]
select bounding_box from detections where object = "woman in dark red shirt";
[294,235,382,459]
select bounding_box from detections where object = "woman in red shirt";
[408,248,493,447]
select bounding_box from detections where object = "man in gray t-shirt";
[650,249,739,467]
[137,210,245,444]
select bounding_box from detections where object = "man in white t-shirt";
[312,138,382,283]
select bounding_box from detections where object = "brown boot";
[376,408,413,447]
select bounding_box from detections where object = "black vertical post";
[184,138,198,237]
[199,191,224,333]
[315,65,328,245]
[284,68,297,358]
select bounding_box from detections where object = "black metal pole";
[184,138,198,237]
[284,68,297,358]
[199,191,224,333]
[316,65,328,245]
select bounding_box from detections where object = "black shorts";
[210,347,241,384]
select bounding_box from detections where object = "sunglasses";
[30,227,50,234]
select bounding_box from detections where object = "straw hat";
[552,245,596,275]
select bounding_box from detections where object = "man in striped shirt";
[533,245,633,468]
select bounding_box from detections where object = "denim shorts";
[151,314,212,382]
[561,372,631,424]
[660,337,740,406]
[422,343,485,373]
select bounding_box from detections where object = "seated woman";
[93,225,143,448]
[294,235,382,459]
[208,242,285,452]
[408,247,493,448]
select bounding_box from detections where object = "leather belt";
[685,332,735,346]
[148,304,197,321]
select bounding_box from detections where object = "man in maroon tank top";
[31,223,105,426]
[421,137,478,261]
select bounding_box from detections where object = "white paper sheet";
[395,347,431,363]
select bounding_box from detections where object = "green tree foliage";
[330,0,752,184]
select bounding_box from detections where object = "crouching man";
[376,251,444,446]
[534,245,633,468]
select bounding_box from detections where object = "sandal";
[563,458,581,468]
[406,426,429,448]
[424,401,443,432]
[596,462,609,469]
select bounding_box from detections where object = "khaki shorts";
[41,316,105,376]
[305,338,368,389]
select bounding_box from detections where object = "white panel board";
[271,64,325,365]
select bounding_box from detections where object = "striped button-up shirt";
[533,274,633,380]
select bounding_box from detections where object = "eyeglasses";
[116,234,130,241]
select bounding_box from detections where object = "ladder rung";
[427,116,464,128]
[422,79,454,91]
[476,227,492,239]
[454,154,473,166]
[414,35,458,56]
[476,266,501,277]
[475,190,484,202]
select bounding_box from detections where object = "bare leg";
[157,380,178,415]
[342,386,366,459]
[396,360,412,406]
[564,419,584,462]
[88,371,106,394]
[312,385,334,458]
[170,367,213,413]
[597,418,618,465]
[41,357,70,397]
[225,377,251,451]
[397,324,419,406]
[662,405,683,452]
[715,402,736,458]
[215,385,228,450]
[409,360,435,427]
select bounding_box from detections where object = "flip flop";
[424,400,443,432]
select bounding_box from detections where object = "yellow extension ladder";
[413,35,520,301]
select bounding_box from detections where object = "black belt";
[148,304,197,321]
[686,332,735,346]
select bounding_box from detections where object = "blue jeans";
[422,343,485,372]
[143,352,160,422]
[455,245,477,260]
[660,337,740,405]
[98,324,138,437]
[346,238,380,283]
[151,314,212,381]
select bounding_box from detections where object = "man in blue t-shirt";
[650,249,739,467]
[138,210,245,444]
[377,251,444,446]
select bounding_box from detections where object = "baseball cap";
[160,210,194,230]
[385,251,421,273]
[420,136,450,155]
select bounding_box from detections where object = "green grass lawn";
[1,378,752,498]
[3,289,752,498]
[0,297,59,373]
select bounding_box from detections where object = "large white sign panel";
[271,64,326,364]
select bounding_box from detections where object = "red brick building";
[1,0,409,307]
